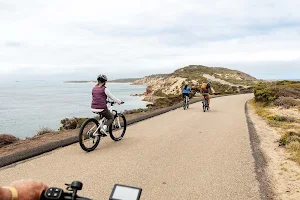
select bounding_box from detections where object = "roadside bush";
[153,89,168,97]
[123,108,150,115]
[267,115,296,123]
[153,95,182,107]
[279,131,300,146]
[240,87,254,94]
[0,134,19,148]
[287,141,300,152]
[254,82,300,104]
[60,117,88,130]
[274,97,300,108]
[254,87,278,104]
[37,128,55,136]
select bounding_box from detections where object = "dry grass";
[37,128,56,136]
[274,97,300,109]
[252,98,300,165]
[0,134,19,148]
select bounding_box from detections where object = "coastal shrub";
[267,115,295,123]
[240,87,254,94]
[0,134,19,148]
[232,86,238,91]
[279,131,300,146]
[60,117,88,130]
[123,108,150,114]
[153,95,182,107]
[274,97,300,108]
[37,128,55,136]
[254,88,278,104]
[254,82,300,104]
[153,89,168,97]
[287,141,300,152]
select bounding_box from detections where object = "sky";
[0,0,300,81]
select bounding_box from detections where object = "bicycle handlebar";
[107,100,125,105]
[40,181,92,200]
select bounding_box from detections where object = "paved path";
[0,94,260,199]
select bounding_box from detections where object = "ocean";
[0,81,147,139]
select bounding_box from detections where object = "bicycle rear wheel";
[79,118,101,152]
[109,114,127,141]
[203,99,207,112]
[187,97,189,109]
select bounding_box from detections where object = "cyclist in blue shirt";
[182,81,191,101]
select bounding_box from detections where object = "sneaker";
[100,125,107,136]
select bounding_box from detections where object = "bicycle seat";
[91,108,104,114]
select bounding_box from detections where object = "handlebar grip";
[40,191,48,200]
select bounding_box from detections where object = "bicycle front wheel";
[109,114,127,141]
[79,118,101,152]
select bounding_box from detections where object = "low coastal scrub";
[37,128,56,136]
[123,108,150,114]
[0,134,19,148]
[279,131,300,164]
[274,97,300,109]
[60,117,88,130]
[252,80,300,164]
[254,81,300,105]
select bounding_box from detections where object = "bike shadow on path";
[79,136,139,155]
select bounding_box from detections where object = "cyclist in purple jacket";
[91,74,124,135]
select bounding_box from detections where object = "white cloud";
[0,0,300,80]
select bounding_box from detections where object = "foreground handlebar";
[40,181,92,200]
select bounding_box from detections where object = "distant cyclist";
[200,80,213,107]
[182,81,191,102]
[91,74,124,135]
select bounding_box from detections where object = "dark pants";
[100,109,114,127]
[182,93,190,98]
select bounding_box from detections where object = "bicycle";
[79,101,127,152]
[202,94,209,112]
[183,95,189,110]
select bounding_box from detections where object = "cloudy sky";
[0,0,300,81]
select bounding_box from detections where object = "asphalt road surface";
[0,94,260,199]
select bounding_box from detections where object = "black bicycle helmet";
[97,74,108,82]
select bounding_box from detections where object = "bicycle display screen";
[110,184,142,200]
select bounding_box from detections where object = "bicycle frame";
[87,103,122,137]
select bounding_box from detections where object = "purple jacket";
[91,86,107,109]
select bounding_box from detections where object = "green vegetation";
[274,97,300,109]
[153,89,169,97]
[145,74,168,78]
[278,131,300,164]
[109,78,141,83]
[60,117,88,130]
[0,134,19,148]
[37,128,56,136]
[152,95,183,107]
[123,108,150,114]
[172,65,257,86]
[252,80,300,165]
[254,81,300,105]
